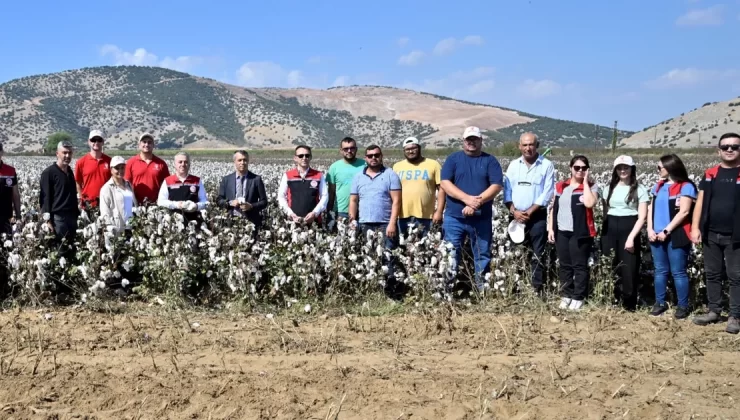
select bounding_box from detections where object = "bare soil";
[0,305,738,419]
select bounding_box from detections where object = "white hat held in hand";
[507,220,526,244]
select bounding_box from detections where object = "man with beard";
[349,145,402,298]
[393,137,445,237]
[40,141,79,245]
[217,150,269,230]
[125,133,170,205]
[157,152,208,223]
[327,137,366,220]
[74,130,111,208]
[440,126,504,292]
[692,132,740,333]
[278,145,328,225]
[503,132,554,294]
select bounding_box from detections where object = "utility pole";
[611,120,618,154]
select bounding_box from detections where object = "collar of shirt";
[517,154,543,167]
[362,165,386,176]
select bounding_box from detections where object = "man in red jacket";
[74,130,111,208]
[125,133,170,204]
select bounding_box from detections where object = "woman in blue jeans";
[647,154,697,319]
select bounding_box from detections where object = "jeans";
[359,222,398,295]
[443,215,492,289]
[703,231,740,317]
[650,240,690,308]
[519,210,547,291]
[398,217,432,238]
[556,231,592,301]
[338,212,349,219]
[602,215,641,310]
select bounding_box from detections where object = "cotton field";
[0,153,716,308]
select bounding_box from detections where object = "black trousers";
[704,231,740,318]
[556,231,592,300]
[521,210,548,291]
[601,215,641,310]
[0,220,11,296]
[53,212,78,244]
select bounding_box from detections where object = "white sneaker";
[559,297,572,309]
[568,299,584,311]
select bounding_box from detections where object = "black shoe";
[650,303,668,317]
[693,311,721,326]
[726,317,740,334]
[674,306,690,320]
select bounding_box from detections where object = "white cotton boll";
[304,304,312,313]
[121,278,130,287]
[42,213,51,221]
[3,240,12,248]
[588,257,594,267]
[59,257,66,269]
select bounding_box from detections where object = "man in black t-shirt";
[692,132,740,334]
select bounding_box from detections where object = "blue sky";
[1,0,739,131]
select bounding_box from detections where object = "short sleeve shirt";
[350,166,401,223]
[602,184,650,217]
[125,155,170,204]
[327,159,366,213]
[651,182,697,233]
[393,158,442,219]
[74,153,112,206]
[440,151,503,220]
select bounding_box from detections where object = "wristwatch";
[663,229,670,235]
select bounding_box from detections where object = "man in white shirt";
[157,152,208,223]
[277,145,328,225]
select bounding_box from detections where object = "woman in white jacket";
[100,156,138,234]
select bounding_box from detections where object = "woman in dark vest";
[647,154,696,319]
[548,155,600,311]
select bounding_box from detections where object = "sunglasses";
[341,147,357,152]
[90,138,104,143]
[366,153,382,159]
[572,165,589,172]
[296,154,312,159]
[719,144,740,152]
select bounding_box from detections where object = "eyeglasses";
[296,154,312,159]
[366,153,382,159]
[90,138,104,143]
[572,165,588,172]
[657,165,665,170]
[719,144,740,152]
[341,147,357,152]
[404,147,420,152]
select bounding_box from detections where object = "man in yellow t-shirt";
[393,137,446,237]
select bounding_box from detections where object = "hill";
[621,97,740,148]
[0,66,633,152]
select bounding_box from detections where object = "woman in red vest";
[548,155,600,311]
[647,154,696,319]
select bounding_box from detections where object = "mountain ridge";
[0,65,633,152]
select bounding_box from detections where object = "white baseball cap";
[402,137,420,149]
[463,126,482,139]
[88,130,105,140]
[139,133,154,142]
[613,155,635,168]
[111,156,126,167]
[507,220,526,244]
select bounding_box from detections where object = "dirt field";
[0,304,738,419]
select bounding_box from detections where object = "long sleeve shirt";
[157,175,208,211]
[40,163,78,216]
[277,168,328,217]
[503,155,555,211]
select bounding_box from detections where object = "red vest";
[285,168,322,218]
[653,180,694,248]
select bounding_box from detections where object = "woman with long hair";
[100,156,137,234]
[601,156,650,311]
[548,155,599,311]
[647,154,696,319]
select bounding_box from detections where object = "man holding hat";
[440,126,504,292]
[393,137,445,237]
[74,130,112,208]
[503,132,555,294]
[125,133,170,205]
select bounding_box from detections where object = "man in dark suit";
[217,150,269,230]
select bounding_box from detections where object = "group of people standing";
[0,127,739,332]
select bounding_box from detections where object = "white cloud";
[676,5,725,26]
[286,70,304,87]
[464,80,495,95]
[100,44,206,72]
[397,37,410,47]
[644,67,738,88]
[332,75,350,87]
[517,79,563,98]
[398,50,425,66]
[433,35,485,55]
[402,67,496,98]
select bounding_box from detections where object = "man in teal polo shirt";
[349,144,402,299]
[327,137,365,219]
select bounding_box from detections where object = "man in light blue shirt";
[503,132,555,293]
